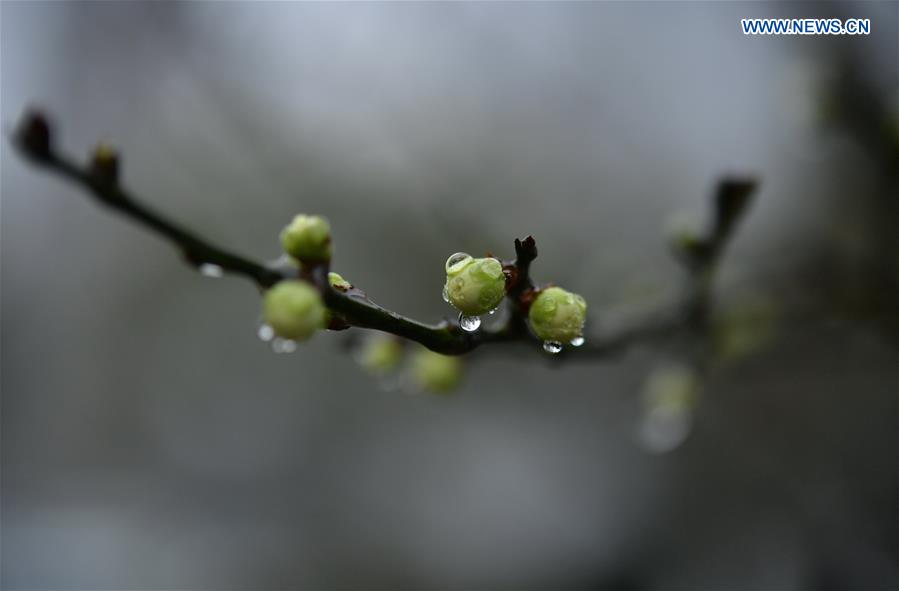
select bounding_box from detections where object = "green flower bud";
[639,362,699,453]
[713,292,779,362]
[280,214,332,263]
[443,252,506,316]
[262,280,327,341]
[642,363,700,411]
[411,349,463,394]
[528,286,587,343]
[665,211,706,259]
[358,336,403,374]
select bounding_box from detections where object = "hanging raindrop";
[488,308,497,315]
[442,284,450,303]
[257,323,275,342]
[271,338,297,354]
[459,314,481,332]
[543,340,563,354]
[198,263,224,278]
[570,336,585,347]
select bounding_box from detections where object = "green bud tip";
[443,252,506,316]
[90,143,120,183]
[411,349,462,394]
[280,214,332,263]
[262,280,327,341]
[528,286,587,343]
[328,271,352,291]
[359,336,404,374]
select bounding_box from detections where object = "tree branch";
[13,111,285,289]
[10,109,756,360]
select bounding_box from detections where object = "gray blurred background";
[1,2,896,589]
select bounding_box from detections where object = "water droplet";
[459,314,481,332]
[198,263,224,278]
[447,252,470,266]
[442,284,450,303]
[271,338,297,354]
[570,336,585,347]
[445,252,473,274]
[267,253,297,271]
[257,323,274,342]
[488,308,497,315]
[543,340,563,354]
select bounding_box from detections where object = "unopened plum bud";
[638,362,699,454]
[280,214,332,263]
[358,336,403,374]
[443,252,506,316]
[262,280,327,341]
[528,286,587,343]
[411,349,462,394]
[643,363,700,411]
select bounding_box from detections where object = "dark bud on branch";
[89,143,121,186]
[14,109,53,161]
[514,235,538,264]
[506,235,537,295]
[712,177,757,245]
[671,177,758,271]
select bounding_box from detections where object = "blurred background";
[1,2,896,589]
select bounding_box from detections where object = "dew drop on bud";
[257,323,274,342]
[445,252,473,275]
[488,308,497,315]
[447,252,470,267]
[543,340,563,354]
[570,336,585,347]
[459,314,481,332]
[442,284,450,303]
[271,338,297,354]
[198,263,224,278]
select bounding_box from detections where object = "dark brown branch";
[13,111,285,288]
[308,265,520,355]
[10,109,756,361]
[11,110,514,354]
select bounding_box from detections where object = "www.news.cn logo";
[741,18,871,35]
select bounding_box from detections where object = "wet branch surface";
[11,110,757,359]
